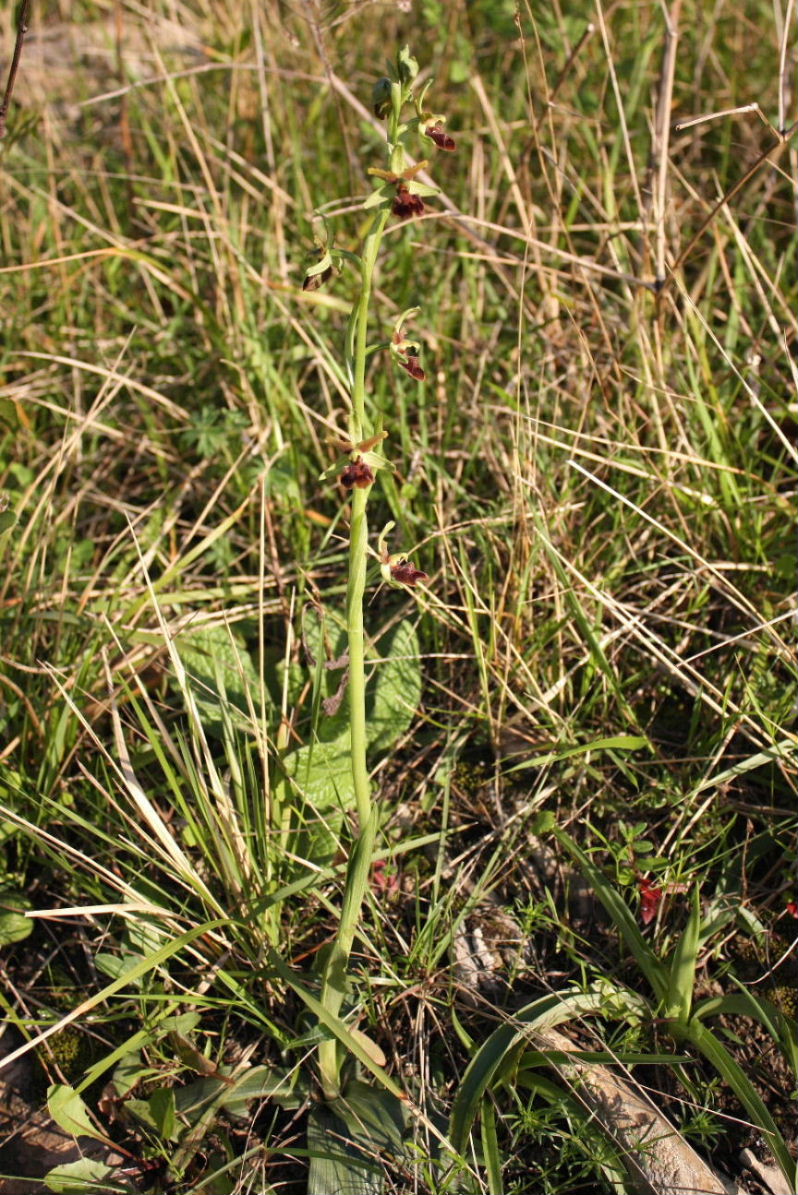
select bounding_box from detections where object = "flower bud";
[372,76,392,119]
[397,46,419,85]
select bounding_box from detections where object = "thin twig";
[778,0,796,135]
[651,0,681,285]
[658,120,797,293]
[673,101,760,132]
[0,0,31,140]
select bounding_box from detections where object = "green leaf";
[149,1086,177,1139]
[172,1075,226,1119]
[299,613,422,754]
[220,1064,303,1118]
[694,990,798,1075]
[480,1097,503,1195]
[0,891,32,945]
[307,1081,407,1195]
[176,624,261,733]
[665,887,701,1024]
[688,1020,796,1187]
[127,1085,177,1138]
[0,510,16,537]
[94,952,139,982]
[47,1085,105,1143]
[266,950,405,1101]
[160,1011,202,1036]
[44,1159,118,1193]
[282,734,351,864]
[368,620,422,752]
[108,1054,146,1099]
[504,735,649,774]
[283,731,351,807]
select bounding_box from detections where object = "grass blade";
[449,990,604,1154]
[665,886,701,1023]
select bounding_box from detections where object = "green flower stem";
[319,205,390,1101]
[346,484,372,829]
[349,208,389,440]
[318,806,377,1099]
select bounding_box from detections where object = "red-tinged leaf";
[372,859,399,895]
[639,877,664,926]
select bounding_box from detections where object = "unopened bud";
[397,46,419,85]
[372,76,392,119]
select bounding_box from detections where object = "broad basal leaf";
[47,1085,105,1143]
[307,1081,407,1195]
[176,624,261,733]
[45,1159,118,1194]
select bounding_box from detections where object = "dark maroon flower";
[425,123,456,151]
[399,355,425,381]
[302,265,332,292]
[340,458,375,489]
[390,558,428,586]
[392,183,425,220]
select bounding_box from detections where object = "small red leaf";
[639,876,664,926]
[372,859,399,895]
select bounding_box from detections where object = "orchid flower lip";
[340,458,375,489]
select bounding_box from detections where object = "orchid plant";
[299,46,455,1108]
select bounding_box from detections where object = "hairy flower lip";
[302,265,332,292]
[340,458,375,489]
[399,355,425,381]
[425,123,456,151]
[389,558,428,586]
[392,183,425,220]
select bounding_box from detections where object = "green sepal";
[304,251,333,280]
[363,183,391,211]
[404,180,439,198]
[318,455,352,483]
[361,450,394,473]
